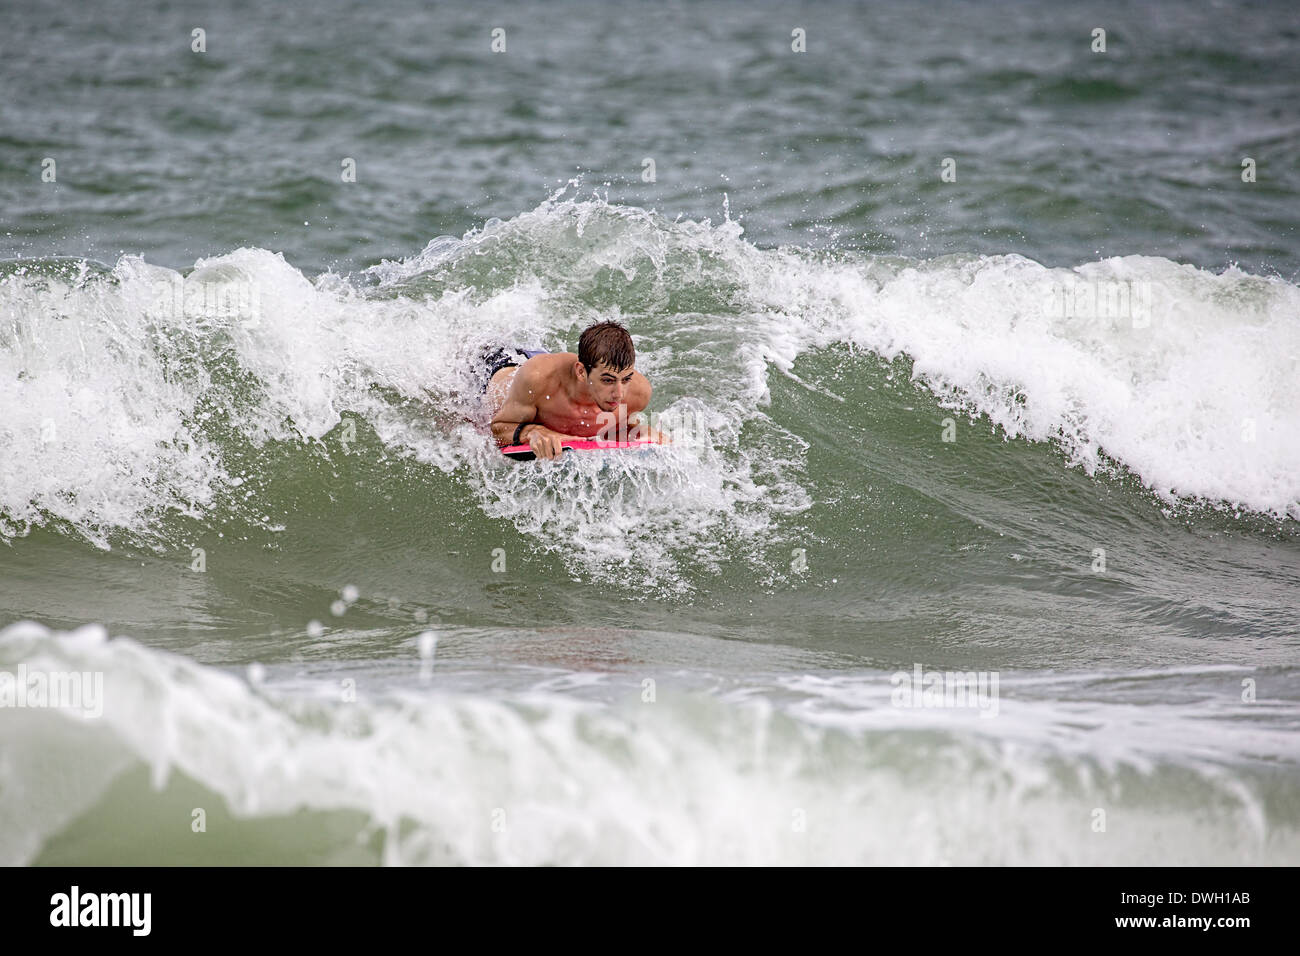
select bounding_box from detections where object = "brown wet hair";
[578,321,635,374]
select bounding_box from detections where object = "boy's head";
[576,321,636,411]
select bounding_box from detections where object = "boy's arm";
[490,368,540,446]
[490,365,579,459]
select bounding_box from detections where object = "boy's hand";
[526,425,582,460]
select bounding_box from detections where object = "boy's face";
[581,361,635,411]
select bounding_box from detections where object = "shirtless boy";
[485,321,659,460]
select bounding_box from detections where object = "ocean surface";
[2,0,1298,865]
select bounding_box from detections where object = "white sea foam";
[2,620,1294,866]
[1,199,1296,560]
[763,250,1300,517]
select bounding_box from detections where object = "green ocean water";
[1,0,1299,865]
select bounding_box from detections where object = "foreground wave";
[4,620,1297,866]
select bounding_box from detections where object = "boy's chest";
[540,398,606,436]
